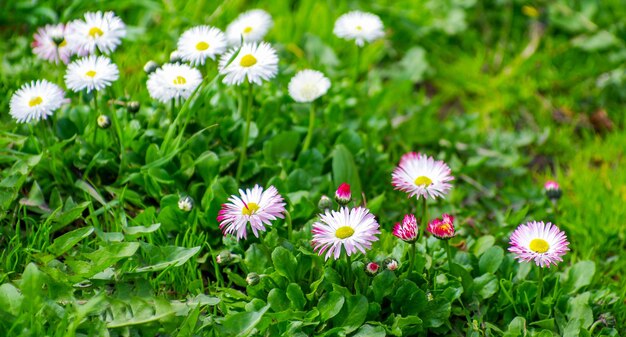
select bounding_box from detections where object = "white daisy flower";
[32,24,73,64]
[218,42,278,86]
[9,80,65,123]
[146,63,203,103]
[288,69,331,103]
[311,207,380,261]
[67,11,126,55]
[225,9,273,45]
[509,221,570,268]
[177,25,227,66]
[392,152,454,199]
[333,11,384,47]
[217,185,286,240]
[65,55,119,93]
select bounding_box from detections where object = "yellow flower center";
[439,224,451,232]
[29,96,43,107]
[529,238,550,253]
[356,25,362,31]
[88,27,104,38]
[85,70,97,78]
[414,176,432,187]
[173,76,187,85]
[196,41,209,51]
[335,226,355,239]
[240,54,257,67]
[242,202,260,216]
[59,39,67,47]
[243,26,253,33]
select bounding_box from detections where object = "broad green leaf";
[52,201,91,231]
[371,270,396,302]
[267,288,290,312]
[245,244,270,274]
[472,235,495,256]
[263,131,301,161]
[272,247,297,282]
[503,317,526,337]
[479,246,504,274]
[48,226,94,257]
[135,244,201,272]
[474,273,498,299]
[332,294,368,333]
[332,144,362,202]
[124,223,161,236]
[566,292,593,328]
[562,261,595,294]
[0,284,23,316]
[220,305,270,337]
[286,283,306,310]
[318,291,344,321]
[353,324,386,337]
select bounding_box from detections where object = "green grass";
[1,0,625,335]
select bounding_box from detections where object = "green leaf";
[353,324,386,337]
[371,270,396,302]
[0,284,23,316]
[268,288,290,312]
[245,244,270,274]
[135,244,201,272]
[48,226,94,257]
[263,131,301,161]
[318,291,344,321]
[220,305,270,337]
[562,261,595,294]
[473,273,498,300]
[391,314,423,335]
[272,247,297,282]
[567,292,593,328]
[503,317,527,337]
[332,294,368,334]
[332,144,362,202]
[52,201,91,231]
[286,283,306,310]
[472,235,495,256]
[479,246,504,274]
[124,223,161,236]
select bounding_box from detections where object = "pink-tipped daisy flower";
[427,214,456,239]
[393,214,418,242]
[312,207,380,261]
[392,152,453,199]
[217,185,286,240]
[508,221,570,268]
[335,183,352,205]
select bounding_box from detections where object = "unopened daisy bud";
[216,250,233,264]
[97,115,111,129]
[365,262,379,275]
[393,214,418,242]
[127,101,140,114]
[246,272,260,286]
[427,292,434,301]
[427,214,456,239]
[335,183,351,205]
[544,180,562,200]
[178,195,194,212]
[170,50,183,63]
[143,60,159,74]
[384,258,399,271]
[318,195,332,211]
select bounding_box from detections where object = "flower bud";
[317,195,332,211]
[384,258,399,271]
[178,195,194,212]
[216,250,232,264]
[246,272,260,286]
[365,262,379,275]
[335,183,351,205]
[393,214,418,242]
[127,101,140,114]
[544,180,562,200]
[143,60,159,74]
[97,115,111,129]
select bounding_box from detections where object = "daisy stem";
[92,91,99,143]
[534,266,544,318]
[285,210,293,241]
[445,239,454,273]
[236,82,254,181]
[301,102,315,154]
[354,46,361,87]
[420,197,428,249]
[408,241,416,276]
[345,254,353,289]
[170,98,175,121]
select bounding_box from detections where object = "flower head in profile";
[288,69,331,103]
[9,80,65,123]
[65,55,119,93]
[384,258,399,271]
[177,25,227,66]
[225,9,273,45]
[219,42,278,86]
[427,214,456,239]
[311,207,380,260]
[217,185,286,240]
[335,183,352,206]
[393,214,418,242]
[67,11,126,55]
[333,11,384,47]
[146,63,203,103]
[32,24,73,64]
[544,180,562,200]
[509,221,569,268]
[392,152,454,199]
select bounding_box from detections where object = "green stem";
[445,239,454,273]
[346,254,353,290]
[92,91,99,143]
[408,241,416,277]
[534,267,544,318]
[354,46,361,87]
[419,197,428,250]
[285,210,293,241]
[301,102,315,154]
[236,82,253,181]
[170,98,175,121]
